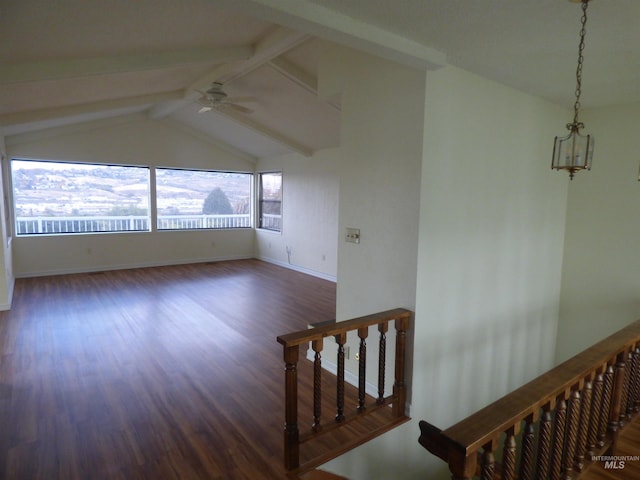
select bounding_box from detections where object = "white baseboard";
[15,254,253,278]
[257,256,337,282]
[16,254,337,283]
[0,276,15,311]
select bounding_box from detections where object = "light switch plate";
[346,227,360,244]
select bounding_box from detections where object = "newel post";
[449,447,477,480]
[393,315,409,417]
[283,345,299,470]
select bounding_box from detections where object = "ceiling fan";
[195,82,256,114]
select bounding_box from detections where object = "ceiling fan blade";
[225,96,257,104]
[198,106,213,113]
[219,103,253,114]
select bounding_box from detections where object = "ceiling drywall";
[1,0,637,159]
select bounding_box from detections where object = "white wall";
[556,103,640,362]
[317,44,425,478]
[6,115,256,277]
[0,134,14,309]
[411,66,569,479]
[324,64,570,479]
[319,44,424,321]
[255,148,339,281]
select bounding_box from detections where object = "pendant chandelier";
[552,0,594,180]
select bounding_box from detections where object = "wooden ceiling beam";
[0,91,183,134]
[0,47,252,85]
[217,0,446,70]
[215,107,313,158]
[267,57,317,95]
[149,26,309,120]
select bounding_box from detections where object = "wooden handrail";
[278,308,412,473]
[277,308,411,347]
[419,319,640,480]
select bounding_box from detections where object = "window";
[11,159,150,235]
[258,172,282,232]
[156,168,252,230]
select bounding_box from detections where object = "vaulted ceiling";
[1,0,638,160]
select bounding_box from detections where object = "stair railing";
[277,308,412,473]
[418,319,640,480]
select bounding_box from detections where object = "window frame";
[155,166,253,231]
[7,158,270,237]
[10,158,151,236]
[257,171,283,233]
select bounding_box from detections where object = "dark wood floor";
[0,259,336,480]
[581,418,640,480]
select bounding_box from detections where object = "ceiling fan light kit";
[551,0,594,180]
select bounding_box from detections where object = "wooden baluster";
[563,391,581,480]
[312,338,323,431]
[283,345,299,470]
[335,332,346,422]
[549,397,567,480]
[481,440,497,480]
[377,322,388,404]
[502,427,517,480]
[631,347,640,413]
[535,404,553,480]
[574,381,593,472]
[626,348,638,416]
[587,373,604,455]
[357,326,368,412]
[619,351,632,424]
[597,365,614,447]
[519,415,535,480]
[393,315,408,417]
[608,353,626,452]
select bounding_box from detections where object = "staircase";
[277,308,412,476]
[418,319,640,480]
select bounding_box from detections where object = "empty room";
[2,1,640,479]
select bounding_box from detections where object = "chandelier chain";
[572,0,589,128]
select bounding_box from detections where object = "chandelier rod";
[570,0,589,130]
